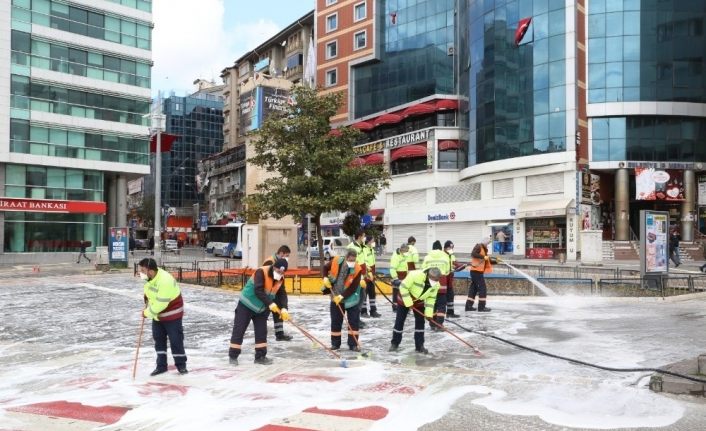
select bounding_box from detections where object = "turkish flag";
[149,133,178,153]
[515,17,532,46]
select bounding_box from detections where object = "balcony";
[285,65,303,80]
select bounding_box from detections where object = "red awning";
[438,139,462,151]
[352,121,374,131]
[328,128,342,136]
[166,216,193,229]
[149,133,178,153]
[349,157,367,167]
[364,152,384,165]
[390,144,427,162]
[401,103,436,117]
[373,113,403,126]
[368,208,385,220]
[435,99,459,111]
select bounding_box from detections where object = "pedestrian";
[138,258,188,376]
[466,237,494,312]
[228,258,289,366]
[389,267,442,354]
[406,236,420,270]
[359,235,380,318]
[495,229,507,255]
[76,239,91,263]
[422,240,451,329]
[321,249,364,351]
[379,233,387,255]
[129,235,136,257]
[262,245,293,341]
[444,240,464,318]
[669,229,681,268]
[389,243,409,312]
[148,236,155,256]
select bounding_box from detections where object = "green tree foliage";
[341,213,363,237]
[246,85,389,272]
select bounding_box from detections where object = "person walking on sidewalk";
[378,233,387,255]
[262,245,293,341]
[138,258,188,376]
[77,240,91,263]
[669,229,681,268]
[321,250,364,351]
[389,267,442,354]
[228,258,289,366]
[495,230,507,255]
[389,243,409,312]
[466,237,494,312]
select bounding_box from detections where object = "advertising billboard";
[238,86,294,136]
[640,211,668,275]
[109,227,129,265]
[635,168,684,201]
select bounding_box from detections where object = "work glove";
[279,308,290,321]
[484,255,490,261]
[323,277,332,289]
[333,294,343,305]
[392,279,401,287]
[489,256,499,264]
[269,303,281,314]
[321,287,332,295]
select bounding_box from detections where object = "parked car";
[307,237,350,261]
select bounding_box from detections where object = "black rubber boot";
[150,367,167,376]
[276,333,293,341]
[465,300,476,311]
[254,356,273,365]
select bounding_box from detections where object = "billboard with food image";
[635,168,684,201]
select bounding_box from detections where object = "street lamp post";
[150,101,165,261]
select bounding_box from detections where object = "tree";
[246,85,390,272]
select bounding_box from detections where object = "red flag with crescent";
[515,17,532,46]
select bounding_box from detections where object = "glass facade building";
[2,0,152,253]
[464,0,569,165]
[353,0,456,118]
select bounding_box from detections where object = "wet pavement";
[2,272,706,430]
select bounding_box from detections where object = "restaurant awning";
[438,139,461,151]
[390,144,427,162]
[401,103,436,117]
[368,208,385,221]
[349,157,367,167]
[364,152,384,165]
[435,99,459,111]
[373,113,403,126]
[352,121,374,131]
[516,198,573,218]
[328,128,342,136]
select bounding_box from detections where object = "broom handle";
[336,302,362,349]
[287,318,341,359]
[132,316,146,380]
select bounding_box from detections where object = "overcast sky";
[151,0,313,97]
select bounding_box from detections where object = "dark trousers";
[359,280,378,313]
[77,252,90,263]
[152,318,186,369]
[433,291,447,326]
[446,281,455,314]
[467,271,488,309]
[391,304,426,350]
[229,302,269,360]
[391,288,400,311]
[330,302,360,349]
[272,301,285,336]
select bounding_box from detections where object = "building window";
[325,68,337,87]
[326,40,338,59]
[354,2,366,22]
[326,0,337,5]
[326,13,338,32]
[354,31,367,50]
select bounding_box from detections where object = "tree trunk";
[314,214,326,275]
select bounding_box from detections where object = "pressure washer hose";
[373,278,706,384]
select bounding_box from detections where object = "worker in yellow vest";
[444,240,464,318]
[422,240,451,328]
[406,236,420,270]
[389,243,409,312]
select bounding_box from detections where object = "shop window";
[391,157,427,175]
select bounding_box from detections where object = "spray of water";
[502,261,558,297]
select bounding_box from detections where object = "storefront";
[524,217,566,259]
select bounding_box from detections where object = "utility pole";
[151,94,165,261]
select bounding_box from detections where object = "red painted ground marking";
[252,425,317,431]
[137,382,189,396]
[302,406,388,421]
[355,381,424,395]
[65,377,117,390]
[267,373,341,384]
[8,401,129,424]
[245,394,277,401]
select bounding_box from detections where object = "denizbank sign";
[354,128,433,155]
[427,211,456,222]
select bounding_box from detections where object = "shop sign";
[353,129,433,155]
[427,211,456,222]
[698,175,706,206]
[0,197,106,214]
[635,168,684,201]
[580,170,601,205]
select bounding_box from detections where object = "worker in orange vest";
[465,237,496,312]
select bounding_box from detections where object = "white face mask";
[139,272,149,281]
[273,271,283,281]
[346,261,355,268]
[370,242,376,248]
[430,280,440,288]
[445,248,453,254]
